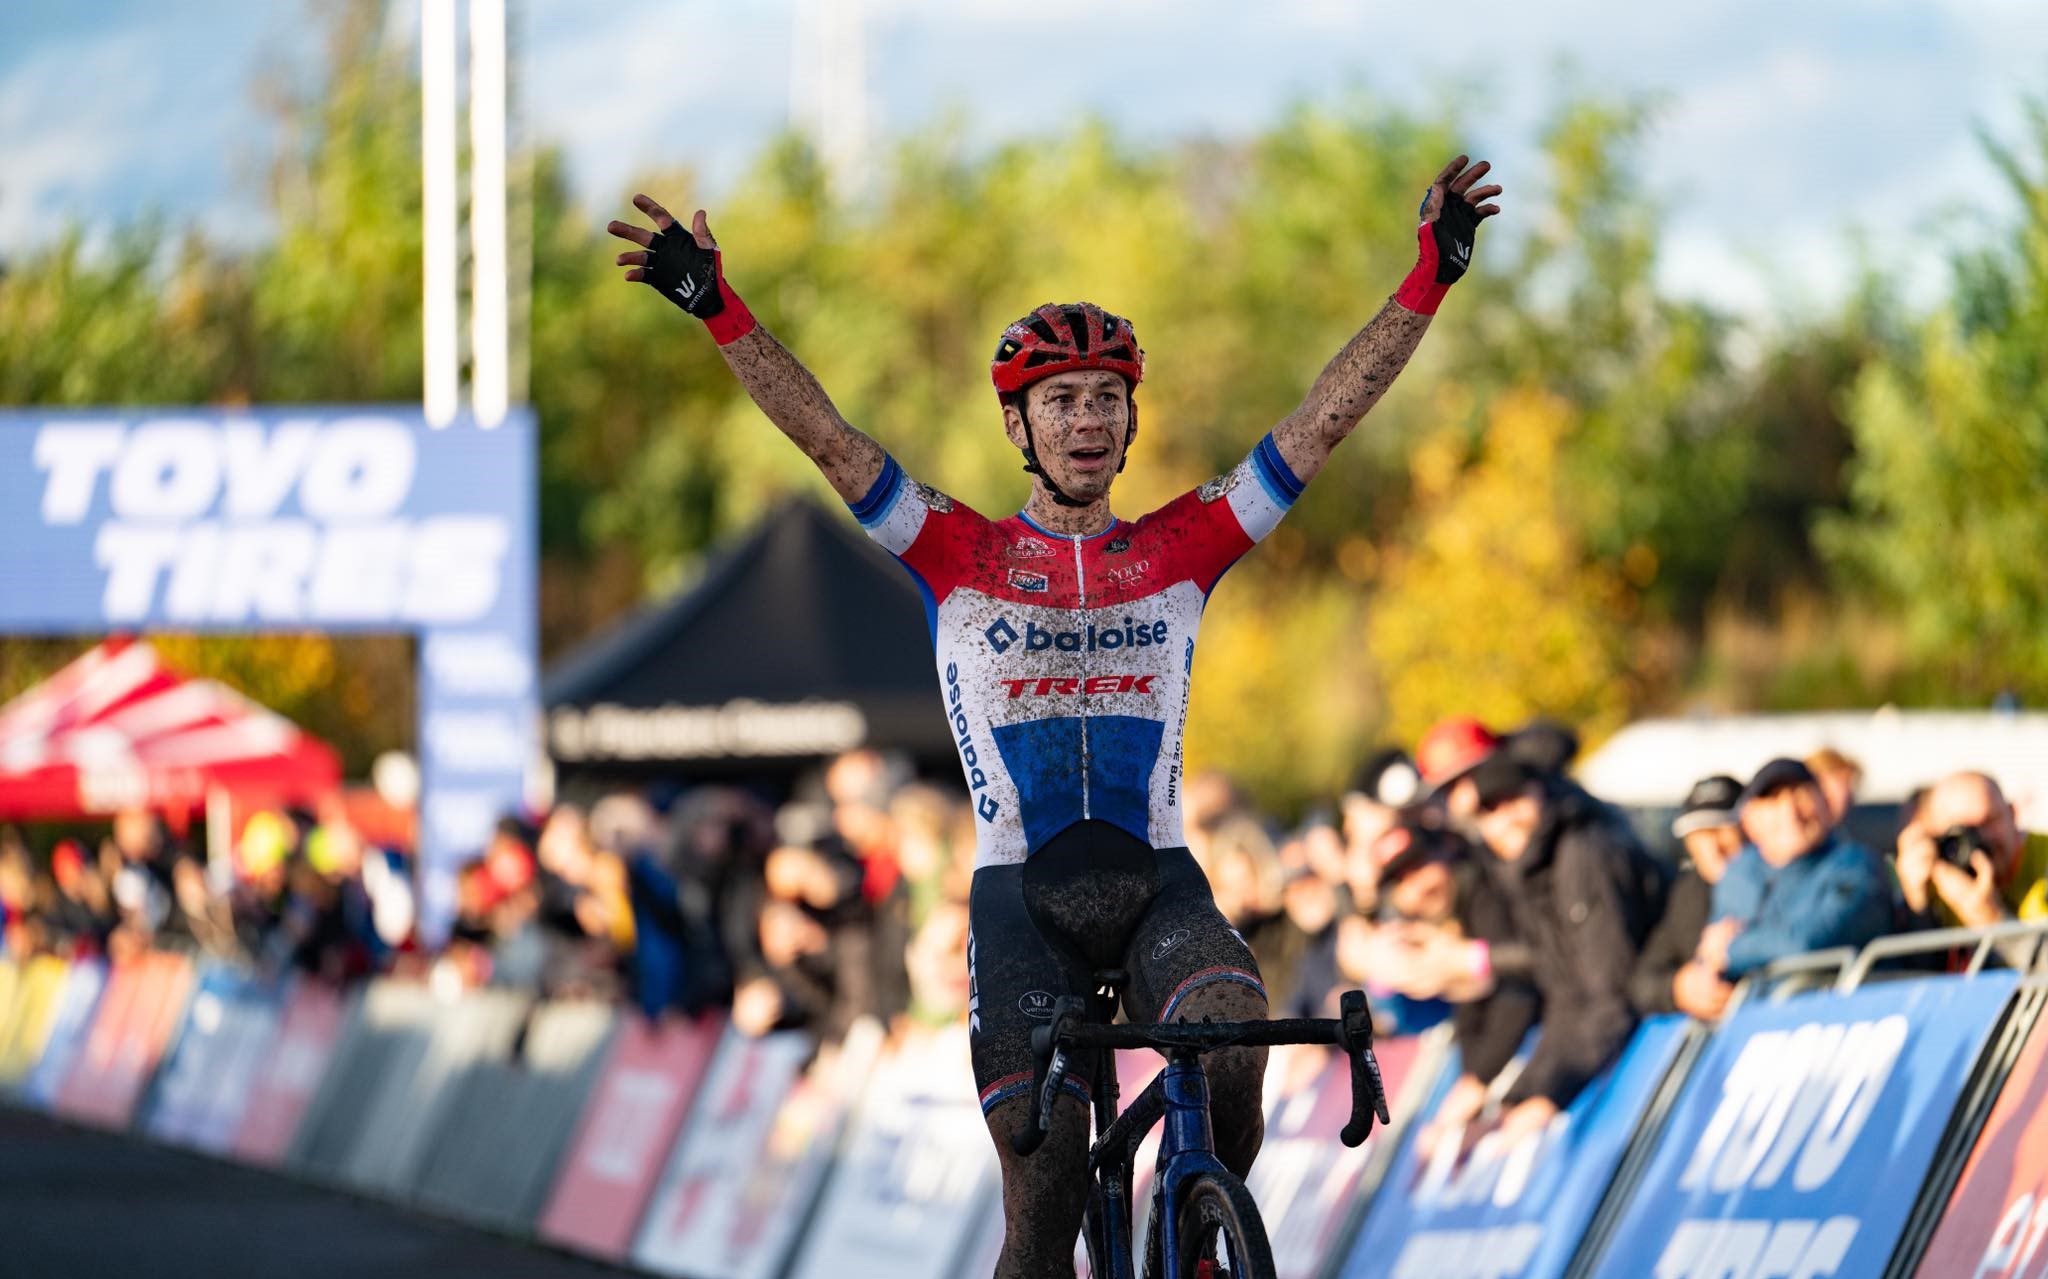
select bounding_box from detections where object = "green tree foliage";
[1823,101,2048,698]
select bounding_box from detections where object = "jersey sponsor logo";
[946,662,1001,822]
[1017,990,1058,1019]
[1152,929,1192,959]
[1010,537,1055,559]
[999,675,1159,698]
[1103,559,1150,587]
[1008,570,1048,592]
[1105,536,1132,554]
[983,615,1169,655]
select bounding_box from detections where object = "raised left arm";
[1270,155,1502,484]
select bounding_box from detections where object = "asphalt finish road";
[0,1107,638,1279]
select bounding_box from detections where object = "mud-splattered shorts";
[967,819,1266,1116]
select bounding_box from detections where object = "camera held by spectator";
[1894,771,2048,967]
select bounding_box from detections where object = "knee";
[1166,982,1269,1175]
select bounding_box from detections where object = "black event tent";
[542,497,952,779]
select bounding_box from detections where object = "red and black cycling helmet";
[990,302,1144,395]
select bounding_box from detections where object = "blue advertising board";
[0,409,536,935]
[1588,973,2019,1279]
[1339,1015,1690,1279]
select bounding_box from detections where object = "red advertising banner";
[232,978,350,1166]
[1915,1010,2048,1279]
[538,1013,724,1260]
[53,951,194,1128]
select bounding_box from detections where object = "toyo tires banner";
[1340,1015,1690,1279]
[1590,973,2018,1279]
[0,409,537,936]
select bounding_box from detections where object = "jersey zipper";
[1071,532,1090,820]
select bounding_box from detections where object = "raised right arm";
[609,196,886,503]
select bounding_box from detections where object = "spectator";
[1203,815,1297,1003]
[1458,753,1668,1140]
[1416,716,1502,822]
[0,832,39,957]
[1630,776,1744,1021]
[732,842,877,1041]
[825,750,912,1022]
[46,839,115,956]
[1699,759,1893,982]
[1337,748,1422,911]
[1353,820,1540,1152]
[1805,747,1864,824]
[1895,771,2048,967]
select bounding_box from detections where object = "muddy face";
[1003,371,1132,504]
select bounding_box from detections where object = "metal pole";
[469,0,509,429]
[421,0,461,428]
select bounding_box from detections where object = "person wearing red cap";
[611,159,1505,1276]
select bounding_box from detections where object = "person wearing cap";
[1338,746,1427,916]
[1460,751,1668,1140]
[1355,821,1540,1095]
[1629,776,1744,1021]
[1415,715,1583,823]
[1415,716,1502,821]
[1696,759,1892,982]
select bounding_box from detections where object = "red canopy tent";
[0,639,341,820]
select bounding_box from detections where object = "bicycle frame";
[1082,1050,1239,1279]
[1016,990,1388,1279]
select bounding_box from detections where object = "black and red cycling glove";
[643,226,757,345]
[1395,187,1483,316]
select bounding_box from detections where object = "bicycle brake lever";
[1338,989,1392,1147]
[1011,995,1089,1157]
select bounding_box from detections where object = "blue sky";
[2,0,2044,316]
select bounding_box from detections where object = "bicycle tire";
[1172,1171,1277,1279]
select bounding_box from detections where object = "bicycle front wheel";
[1173,1172,1277,1279]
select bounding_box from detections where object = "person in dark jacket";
[1462,754,1669,1142]
[1630,775,1744,1021]
[1699,758,1893,982]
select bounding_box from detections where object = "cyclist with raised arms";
[609,154,1501,1279]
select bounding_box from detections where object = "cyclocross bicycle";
[1010,972,1391,1279]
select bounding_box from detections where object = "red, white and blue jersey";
[848,433,1307,869]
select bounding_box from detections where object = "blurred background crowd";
[7,713,2041,1135]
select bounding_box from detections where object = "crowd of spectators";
[3,723,2045,1108]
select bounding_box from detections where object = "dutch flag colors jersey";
[849,433,1306,869]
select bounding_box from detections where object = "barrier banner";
[1340,1015,1690,1279]
[1591,974,2019,1279]
[21,957,104,1105]
[144,965,285,1152]
[233,977,350,1166]
[539,1013,724,1260]
[0,956,71,1087]
[409,999,618,1230]
[634,1020,882,1279]
[786,1024,995,1279]
[1251,1036,1427,1279]
[1912,1004,2048,1278]
[55,950,196,1128]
